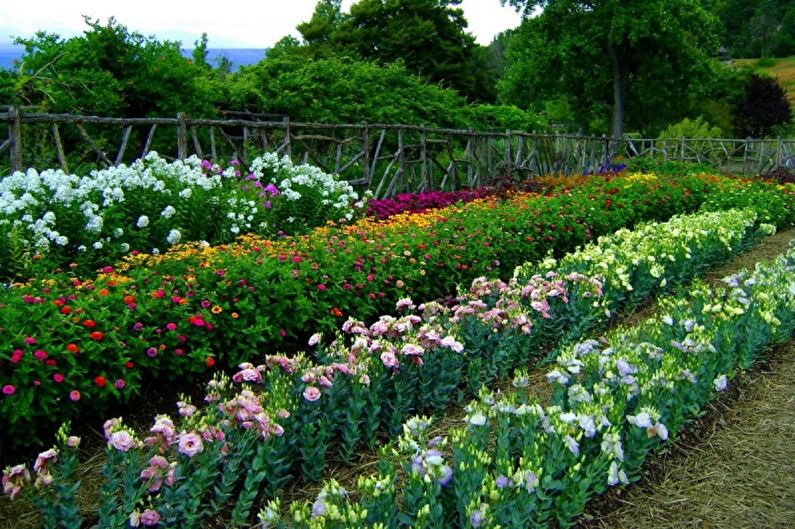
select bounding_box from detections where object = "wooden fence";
[1,107,794,198]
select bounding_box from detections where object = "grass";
[734,56,795,105]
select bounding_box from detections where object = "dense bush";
[0,152,365,279]
[733,74,793,138]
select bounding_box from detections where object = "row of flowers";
[366,188,495,220]
[0,152,366,279]
[0,170,764,447]
[273,241,795,528]
[0,208,772,527]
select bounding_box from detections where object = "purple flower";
[495,475,510,488]
[140,509,161,526]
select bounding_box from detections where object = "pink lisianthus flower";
[2,464,30,500]
[380,351,400,369]
[109,430,136,452]
[140,509,161,526]
[178,432,204,457]
[303,386,321,402]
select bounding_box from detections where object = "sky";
[0,0,524,48]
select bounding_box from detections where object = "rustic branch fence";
[1,107,794,198]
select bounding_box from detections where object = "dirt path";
[578,228,795,529]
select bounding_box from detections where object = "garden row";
[1,170,793,448]
[267,242,795,529]
[1,207,775,528]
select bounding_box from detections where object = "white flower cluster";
[0,152,247,254]
[249,152,362,222]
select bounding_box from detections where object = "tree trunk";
[608,39,625,149]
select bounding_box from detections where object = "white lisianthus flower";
[92,241,103,250]
[714,375,728,392]
[113,227,124,238]
[161,206,176,219]
[136,215,150,228]
[120,243,130,253]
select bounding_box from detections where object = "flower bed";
[1,208,775,528]
[366,188,495,220]
[0,152,365,279]
[257,241,795,528]
[0,173,740,447]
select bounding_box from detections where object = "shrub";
[733,73,793,138]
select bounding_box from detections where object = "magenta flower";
[178,432,204,457]
[303,386,321,402]
[115,379,126,390]
[69,390,81,402]
[1,385,15,396]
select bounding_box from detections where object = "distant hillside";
[734,56,795,105]
[0,44,266,71]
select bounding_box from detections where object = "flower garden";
[1,154,795,528]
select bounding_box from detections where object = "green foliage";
[657,117,723,140]
[229,55,473,127]
[733,73,793,137]
[10,17,219,117]
[329,0,495,101]
[499,0,721,136]
[711,0,795,58]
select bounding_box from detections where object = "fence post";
[362,121,370,185]
[504,130,512,177]
[777,138,783,167]
[282,116,292,158]
[10,105,22,172]
[177,112,188,160]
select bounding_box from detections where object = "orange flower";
[331,307,343,317]
[123,295,135,304]
[231,312,239,319]
[211,305,222,314]
[99,288,110,296]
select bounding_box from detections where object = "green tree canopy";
[500,0,721,138]
[710,0,795,58]
[293,0,497,102]
[8,17,219,117]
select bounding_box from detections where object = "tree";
[733,74,792,137]
[10,17,219,117]
[304,0,497,101]
[710,0,795,58]
[500,0,720,138]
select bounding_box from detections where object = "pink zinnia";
[178,432,204,457]
[1,385,15,396]
[34,350,47,361]
[69,390,81,402]
[303,386,321,402]
[53,373,64,383]
[115,379,126,390]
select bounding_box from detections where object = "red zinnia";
[60,306,71,315]
[94,376,106,388]
[66,343,79,353]
[205,357,215,368]
[90,331,104,341]
[83,320,96,328]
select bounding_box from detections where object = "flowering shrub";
[0,152,365,280]
[247,153,367,234]
[367,188,494,220]
[0,208,775,527]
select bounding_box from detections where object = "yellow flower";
[211,305,222,314]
